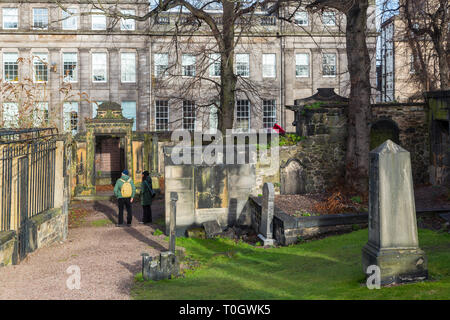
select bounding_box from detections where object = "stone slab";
[257,234,275,246]
[203,220,223,238]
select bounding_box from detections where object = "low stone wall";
[244,196,367,245]
[30,208,68,251]
[0,208,67,267]
[0,231,18,266]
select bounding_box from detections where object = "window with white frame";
[92,52,107,82]
[3,8,18,29]
[209,53,221,77]
[3,52,19,82]
[33,8,48,29]
[33,102,48,126]
[295,53,309,77]
[2,102,18,127]
[92,101,104,118]
[262,54,276,78]
[92,9,106,30]
[322,53,336,77]
[63,102,78,135]
[322,12,336,26]
[33,53,48,82]
[263,100,276,129]
[120,9,135,30]
[182,100,196,131]
[62,8,77,30]
[155,100,169,131]
[294,11,308,26]
[63,52,77,82]
[122,101,137,131]
[154,53,168,77]
[182,54,196,77]
[236,54,250,77]
[236,99,250,132]
[121,52,136,83]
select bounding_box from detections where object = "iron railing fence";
[0,128,57,232]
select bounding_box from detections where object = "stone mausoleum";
[72,101,165,197]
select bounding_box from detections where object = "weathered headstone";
[258,182,275,246]
[141,251,180,281]
[169,192,178,253]
[203,220,222,238]
[141,192,180,281]
[362,140,428,285]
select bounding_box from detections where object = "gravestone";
[141,251,180,281]
[258,183,275,246]
[141,191,180,281]
[169,192,178,253]
[280,159,305,194]
[362,140,428,285]
[203,220,222,238]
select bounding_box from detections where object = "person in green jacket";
[113,169,136,226]
[140,170,154,224]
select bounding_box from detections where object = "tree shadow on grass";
[130,237,365,300]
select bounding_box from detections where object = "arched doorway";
[370,119,400,150]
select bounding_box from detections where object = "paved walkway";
[0,198,167,300]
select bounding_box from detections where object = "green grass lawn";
[131,229,450,300]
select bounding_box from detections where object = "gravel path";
[0,199,167,300]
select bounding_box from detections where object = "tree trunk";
[344,0,371,191]
[218,0,237,133]
[436,44,450,90]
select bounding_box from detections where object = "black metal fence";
[0,128,58,232]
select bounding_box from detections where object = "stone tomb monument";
[141,192,180,281]
[258,183,275,246]
[362,140,428,285]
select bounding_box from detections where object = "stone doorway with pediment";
[84,102,134,195]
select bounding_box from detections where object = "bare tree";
[403,0,449,90]
[378,0,449,97]
[53,0,273,133]
[0,55,75,130]
[301,0,373,191]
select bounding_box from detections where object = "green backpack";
[120,178,133,198]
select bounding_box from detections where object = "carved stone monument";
[258,183,275,246]
[362,140,428,285]
[141,192,180,281]
[141,251,179,281]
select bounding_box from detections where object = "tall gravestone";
[362,140,428,285]
[258,182,275,246]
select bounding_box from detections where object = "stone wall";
[372,103,429,183]
[33,209,68,250]
[164,145,256,236]
[0,231,17,267]
[274,106,347,194]
[0,208,67,267]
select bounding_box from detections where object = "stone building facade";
[0,0,378,134]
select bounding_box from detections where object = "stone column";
[53,139,65,209]
[258,182,275,246]
[362,140,428,285]
[169,192,178,253]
